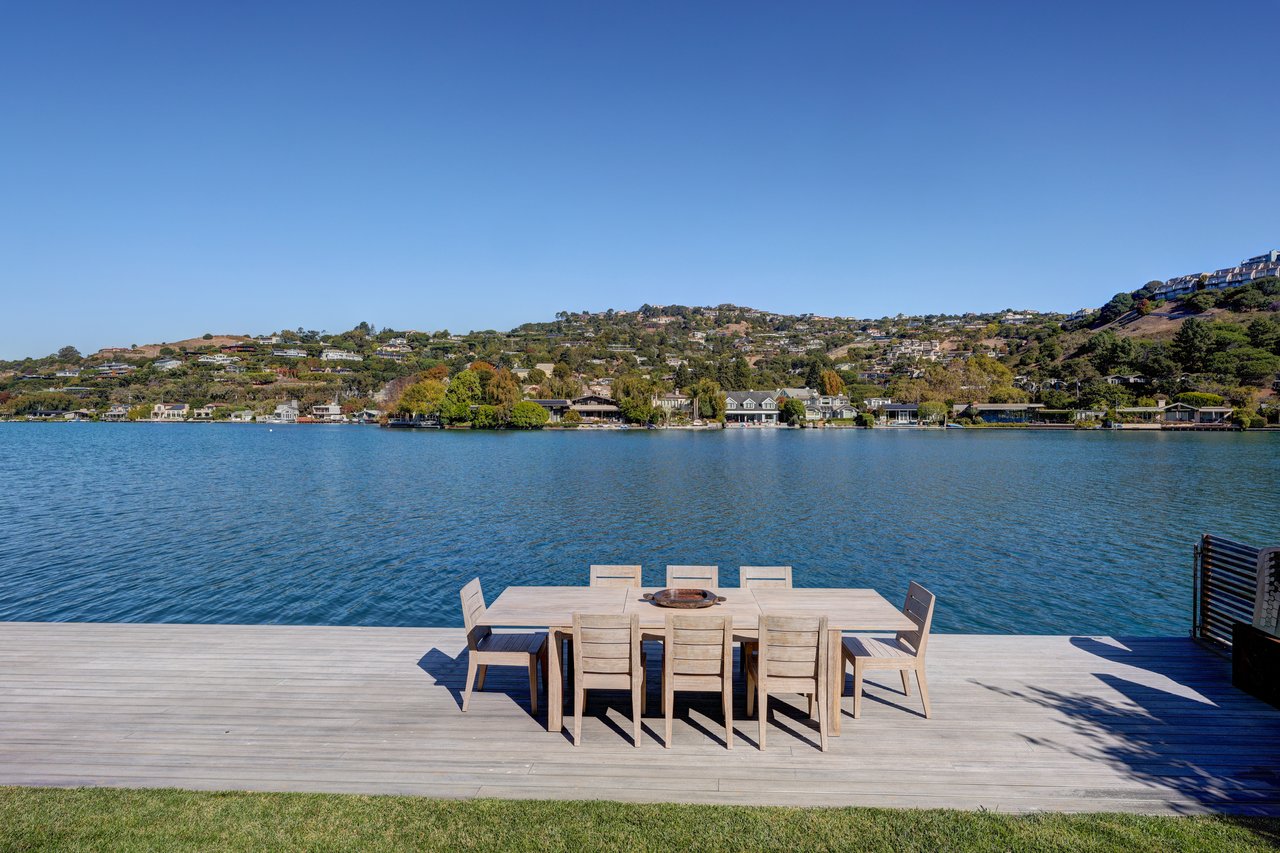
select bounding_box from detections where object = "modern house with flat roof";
[952,403,1046,423]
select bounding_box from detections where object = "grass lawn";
[2,787,1279,852]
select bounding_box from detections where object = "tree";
[424,364,450,382]
[509,400,550,429]
[486,368,520,411]
[918,401,948,423]
[1174,391,1225,408]
[673,362,690,388]
[394,379,446,416]
[470,404,501,428]
[778,398,807,424]
[1097,292,1135,325]
[1172,318,1213,372]
[689,378,726,421]
[819,369,845,397]
[440,370,481,423]
[55,345,81,361]
[614,373,658,424]
[803,360,824,390]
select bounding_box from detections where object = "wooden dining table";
[479,585,916,737]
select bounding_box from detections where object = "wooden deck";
[1,622,1278,814]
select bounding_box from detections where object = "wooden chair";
[842,582,935,719]
[589,565,643,588]
[746,615,828,751]
[738,566,792,588]
[737,566,792,674]
[571,612,646,747]
[666,565,718,588]
[661,613,734,749]
[459,578,547,713]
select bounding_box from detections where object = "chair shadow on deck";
[416,647,542,720]
[971,636,1280,818]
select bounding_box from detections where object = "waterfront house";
[102,405,130,422]
[880,402,919,425]
[311,403,345,422]
[570,394,623,423]
[1116,401,1233,427]
[272,401,300,423]
[724,391,779,425]
[150,403,189,421]
[652,392,692,414]
[952,403,1046,423]
[191,405,217,420]
[25,409,69,421]
[321,349,363,362]
[864,397,893,410]
[530,399,571,422]
[229,410,255,422]
[351,408,382,424]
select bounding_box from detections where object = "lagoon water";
[1,424,1277,635]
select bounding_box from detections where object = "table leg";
[547,626,565,734]
[829,629,843,737]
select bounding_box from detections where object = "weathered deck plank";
[0,622,1277,814]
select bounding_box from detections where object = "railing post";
[1192,540,1202,641]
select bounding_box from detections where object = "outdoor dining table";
[479,584,917,737]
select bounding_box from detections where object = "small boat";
[945,423,965,429]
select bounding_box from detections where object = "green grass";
[2,787,1278,852]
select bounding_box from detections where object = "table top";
[479,586,627,628]
[482,585,914,632]
[624,587,761,630]
[752,588,916,631]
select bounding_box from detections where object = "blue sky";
[2,1,1277,358]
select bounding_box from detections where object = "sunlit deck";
[1,622,1277,814]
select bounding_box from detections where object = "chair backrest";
[666,565,718,588]
[898,582,936,658]
[663,612,733,681]
[589,565,643,588]
[758,614,827,683]
[739,566,792,589]
[460,578,490,650]
[572,612,640,677]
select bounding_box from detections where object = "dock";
[1,622,1278,814]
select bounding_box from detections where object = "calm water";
[1,424,1276,635]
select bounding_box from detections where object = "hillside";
[2,283,1278,424]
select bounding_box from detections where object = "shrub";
[509,401,550,429]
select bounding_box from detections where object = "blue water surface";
[0,424,1276,634]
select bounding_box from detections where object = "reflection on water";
[1,425,1276,634]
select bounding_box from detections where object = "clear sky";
[2,1,1277,359]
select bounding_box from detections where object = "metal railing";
[1193,534,1280,650]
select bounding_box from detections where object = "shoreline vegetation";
[2,787,1277,852]
[4,270,1280,432]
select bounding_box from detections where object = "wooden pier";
[1,622,1278,814]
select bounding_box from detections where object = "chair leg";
[723,684,733,750]
[852,659,865,719]
[901,669,912,696]
[745,668,755,717]
[631,679,642,748]
[528,658,539,715]
[540,647,549,697]
[807,693,815,719]
[757,689,767,750]
[916,668,932,719]
[816,683,828,752]
[573,684,585,746]
[664,677,673,749]
[476,664,488,691]
[462,655,478,712]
